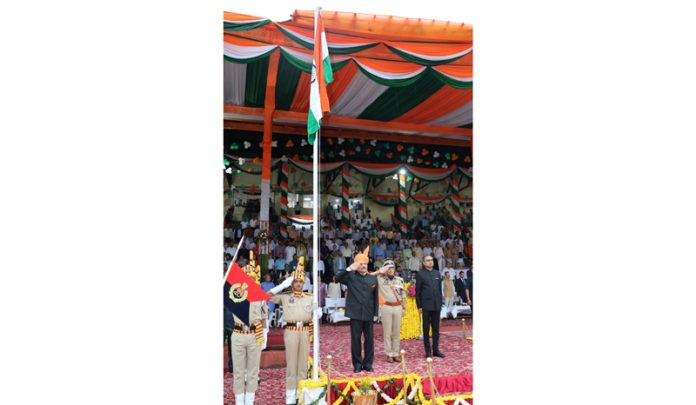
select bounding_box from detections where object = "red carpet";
[224,319,473,404]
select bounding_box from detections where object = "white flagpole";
[312,127,320,380]
[223,235,245,285]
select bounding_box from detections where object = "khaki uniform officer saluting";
[232,252,268,405]
[268,257,322,405]
[372,259,406,362]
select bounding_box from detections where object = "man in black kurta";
[335,248,379,373]
[415,255,445,358]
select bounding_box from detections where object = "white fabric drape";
[429,101,473,127]
[389,44,473,61]
[354,59,426,80]
[224,61,246,105]
[331,70,388,117]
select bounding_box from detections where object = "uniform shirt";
[232,300,267,325]
[377,275,406,305]
[271,292,314,322]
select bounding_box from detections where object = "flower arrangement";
[408,284,416,297]
[352,376,377,405]
[356,376,374,395]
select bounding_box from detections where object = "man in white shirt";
[249,217,258,229]
[316,258,325,276]
[413,243,423,261]
[225,243,237,258]
[408,255,421,272]
[340,243,352,266]
[402,245,412,263]
[285,243,297,262]
[422,244,433,259]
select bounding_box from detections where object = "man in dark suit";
[454,270,467,304]
[335,247,379,373]
[465,266,473,317]
[415,255,444,358]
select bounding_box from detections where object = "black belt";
[233,324,257,332]
[285,321,313,328]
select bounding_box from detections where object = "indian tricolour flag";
[307,7,333,145]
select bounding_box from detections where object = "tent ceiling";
[224,10,473,145]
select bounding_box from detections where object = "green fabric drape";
[358,70,445,121]
[385,45,470,66]
[279,48,350,73]
[224,20,271,32]
[430,68,474,90]
[276,25,379,55]
[223,49,275,64]
[244,57,269,107]
[274,54,303,111]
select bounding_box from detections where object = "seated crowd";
[223,202,473,326]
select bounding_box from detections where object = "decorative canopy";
[224,10,473,146]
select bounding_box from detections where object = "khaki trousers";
[380,305,403,357]
[231,332,261,394]
[284,329,310,391]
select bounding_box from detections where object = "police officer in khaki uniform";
[372,259,406,362]
[232,252,268,405]
[268,257,322,405]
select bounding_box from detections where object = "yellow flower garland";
[298,371,473,405]
[400,282,421,340]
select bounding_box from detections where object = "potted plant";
[351,376,378,405]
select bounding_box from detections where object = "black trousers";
[422,310,440,354]
[349,319,374,369]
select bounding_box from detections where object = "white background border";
[1,1,695,404]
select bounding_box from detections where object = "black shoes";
[353,367,362,373]
[362,366,373,372]
[433,352,445,358]
[424,352,432,358]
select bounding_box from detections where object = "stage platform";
[224,318,473,404]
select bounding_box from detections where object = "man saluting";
[372,259,406,362]
[267,257,322,405]
[335,247,379,373]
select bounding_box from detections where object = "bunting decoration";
[448,176,463,235]
[398,173,409,237]
[280,158,289,238]
[341,164,351,233]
